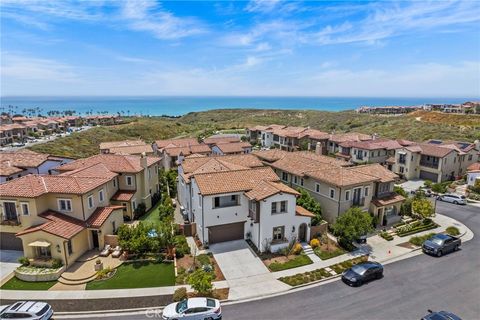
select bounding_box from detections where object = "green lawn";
[1,277,57,290]
[314,248,347,260]
[268,254,313,272]
[139,201,162,223]
[86,261,175,290]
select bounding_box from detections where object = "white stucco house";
[177,155,314,253]
[467,163,480,186]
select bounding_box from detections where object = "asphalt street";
[73,201,480,320]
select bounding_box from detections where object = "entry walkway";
[209,240,289,300]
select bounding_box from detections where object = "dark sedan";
[341,261,383,286]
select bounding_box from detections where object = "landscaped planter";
[15,266,65,282]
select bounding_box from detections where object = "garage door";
[1,232,23,250]
[419,170,438,182]
[208,222,245,244]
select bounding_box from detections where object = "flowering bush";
[310,238,320,248]
[292,243,303,255]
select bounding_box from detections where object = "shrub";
[173,287,188,302]
[310,238,320,249]
[380,232,393,241]
[292,243,303,255]
[174,235,191,258]
[97,267,113,279]
[52,259,63,269]
[187,269,214,295]
[133,203,147,219]
[446,226,460,236]
[409,233,436,246]
[18,257,29,266]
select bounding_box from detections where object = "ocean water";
[0,96,475,116]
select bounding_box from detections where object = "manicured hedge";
[397,223,438,237]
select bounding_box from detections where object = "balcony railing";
[419,161,439,169]
[351,197,365,206]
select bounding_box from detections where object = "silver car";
[0,301,53,319]
[162,298,221,320]
[437,194,466,205]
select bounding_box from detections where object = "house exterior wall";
[247,193,310,253]
[351,148,389,164]
[272,168,373,224]
[467,172,480,186]
[261,131,274,148]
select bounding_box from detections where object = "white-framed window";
[345,190,350,201]
[282,172,288,182]
[315,183,320,193]
[99,189,104,202]
[300,178,304,186]
[113,178,117,188]
[132,199,137,211]
[280,201,287,213]
[21,202,30,216]
[329,188,335,199]
[126,175,133,186]
[273,226,284,241]
[58,199,72,212]
[293,176,298,184]
[364,187,369,197]
[88,195,94,209]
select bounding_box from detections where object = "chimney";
[315,142,322,155]
[372,133,378,140]
[140,152,148,169]
[474,140,480,151]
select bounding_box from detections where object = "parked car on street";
[437,194,466,205]
[421,309,462,320]
[162,298,222,320]
[422,234,461,257]
[0,301,53,319]
[341,261,383,287]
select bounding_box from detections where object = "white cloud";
[245,0,282,13]
[1,52,79,82]
[118,0,207,40]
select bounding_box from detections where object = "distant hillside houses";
[356,101,479,115]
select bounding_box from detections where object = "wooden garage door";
[208,222,245,244]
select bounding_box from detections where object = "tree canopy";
[296,188,322,226]
[332,207,373,249]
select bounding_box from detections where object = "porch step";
[58,274,97,285]
[300,243,314,255]
[60,272,97,282]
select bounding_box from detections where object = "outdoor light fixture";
[56,244,61,253]
[292,226,295,232]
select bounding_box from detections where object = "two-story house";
[0,164,124,266]
[190,167,313,252]
[254,151,404,225]
[0,150,73,184]
[336,139,410,165]
[153,138,212,170]
[211,142,252,155]
[55,154,161,220]
[392,141,479,183]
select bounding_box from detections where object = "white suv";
[438,194,467,205]
[0,301,53,319]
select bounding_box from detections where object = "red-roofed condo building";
[0,154,161,267]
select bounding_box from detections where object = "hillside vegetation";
[30,109,480,158]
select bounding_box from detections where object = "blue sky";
[1,0,479,97]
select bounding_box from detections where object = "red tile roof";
[0,174,112,198]
[155,138,199,149]
[245,180,299,201]
[16,211,85,239]
[214,142,252,154]
[371,194,405,207]
[295,206,315,218]
[111,190,136,201]
[56,154,160,174]
[86,206,123,228]
[467,162,480,172]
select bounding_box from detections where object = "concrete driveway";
[209,240,269,280]
[397,179,425,193]
[0,250,22,283]
[209,240,289,300]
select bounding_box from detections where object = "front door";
[4,202,17,220]
[298,223,307,242]
[91,230,99,249]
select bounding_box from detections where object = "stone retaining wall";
[15,266,65,282]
